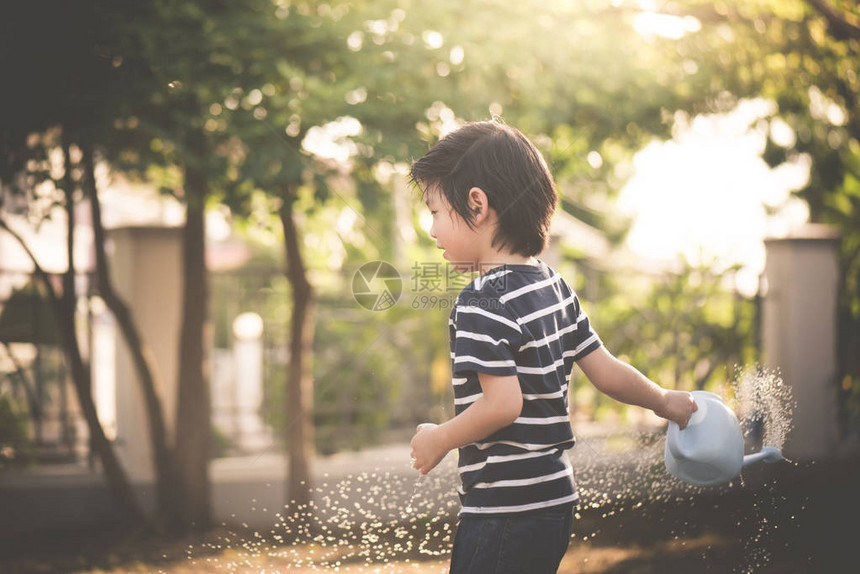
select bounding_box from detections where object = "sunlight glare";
[422,30,444,50]
[302,116,363,162]
[809,86,847,126]
[207,208,232,242]
[419,210,433,235]
[450,45,465,65]
[618,100,810,297]
[425,102,460,137]
[633,12,701,40]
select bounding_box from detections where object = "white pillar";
[232,312,269,452]
[763,224,841,460]
[108,226,183,481]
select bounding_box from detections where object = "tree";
[218,0,391,509]
[2,0,259,531]
[0,0,150,524]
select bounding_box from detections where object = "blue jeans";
[449,504,574,574]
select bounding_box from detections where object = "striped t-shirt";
[448,260,601,516]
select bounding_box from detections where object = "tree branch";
[805,0,860,40]
[0,217,62,313]
[0,337,42,419]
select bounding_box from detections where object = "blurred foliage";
[579,262,758,423]
[210,424,234,459]
[210,193,452,454]
[0,394,35,468]
[310,297,440,453]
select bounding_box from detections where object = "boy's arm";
[411,372,522,475]
[576,346,697,428]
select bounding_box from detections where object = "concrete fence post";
[763,224,841,460]
[107,226,183,481]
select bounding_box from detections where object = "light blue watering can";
[665,391,783,487]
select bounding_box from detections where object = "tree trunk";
[173,169,212,531]
[59,141,143,523]
[279,195,316,511]
[80,141,178,527]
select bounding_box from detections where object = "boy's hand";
[655,390,698,430]
[410,423,449,475]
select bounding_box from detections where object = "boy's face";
[424,188,482,273]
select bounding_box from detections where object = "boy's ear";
[468,187,490,224]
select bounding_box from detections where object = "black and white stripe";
[449,260,601,516]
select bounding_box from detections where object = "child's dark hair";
[409,120,557,257]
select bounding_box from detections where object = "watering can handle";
[666,396,703,461]
[666,420,686,461]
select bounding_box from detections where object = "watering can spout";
[742,446,783,468]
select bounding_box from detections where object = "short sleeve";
[568,294,602,361]
[451,291,522,377]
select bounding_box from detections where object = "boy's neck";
[478,253,538,275]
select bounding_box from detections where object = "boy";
[408,120,697,574]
